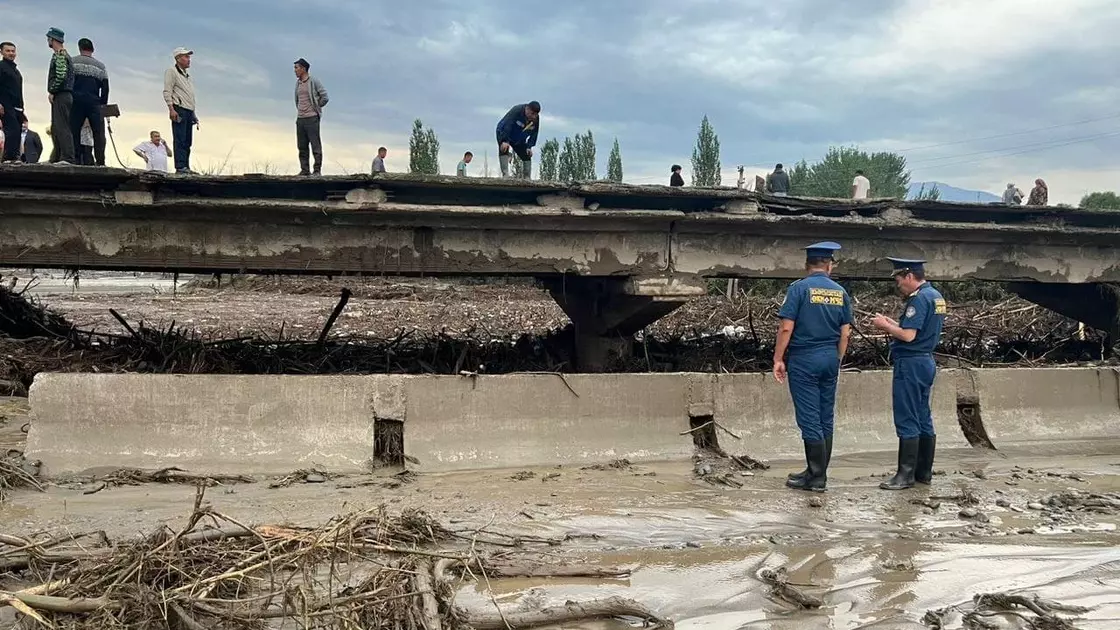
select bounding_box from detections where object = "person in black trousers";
[0,41,24,164]
[70,38,109,165]
[45,27,76,164]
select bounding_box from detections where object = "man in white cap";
[162,47,197,174]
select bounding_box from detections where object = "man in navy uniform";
[871,258,947,490]
[773,242,853,492]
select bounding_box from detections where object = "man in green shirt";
[456,151,472,177]
[45,27,75,164]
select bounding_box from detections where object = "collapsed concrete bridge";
[1,165,1118,368]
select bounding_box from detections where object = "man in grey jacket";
[293,58,328,176]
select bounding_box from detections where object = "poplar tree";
[690,115,721,186]
[607,138,623,182]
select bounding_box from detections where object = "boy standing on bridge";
[496,101,540,179]
[871,258,946,490]
[773,242,852,493]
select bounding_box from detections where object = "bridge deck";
[1,166,1118,282]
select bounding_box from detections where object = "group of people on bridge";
[0,26,546,179]
[773,244,946,493]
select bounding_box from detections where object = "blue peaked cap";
[887,257,925,274]
[805,241,841,260]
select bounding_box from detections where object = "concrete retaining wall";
[966,367,1120,443]
[24,368,1120,475]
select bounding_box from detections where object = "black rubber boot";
[787,441,811,482]
[787,440,827,492]
[880,438,920,490]
[788,435,832,483]
[915,435,936,485]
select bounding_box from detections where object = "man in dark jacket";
[21,119,43,163]
[495,101,540,179]
[45,27,75,164]
[670,164,684,186]
[71,38,108,165]
[0,41,23,164]
[767,163,790,196]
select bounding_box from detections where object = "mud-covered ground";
[2,401,1120,628]
[2,275,1118,627]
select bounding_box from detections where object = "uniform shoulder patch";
[934,298,947,315]
[905,305,917,318]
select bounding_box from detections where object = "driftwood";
[759,567,823,609]
[0,487,670,630]
[970,592,1090,630]
[465,595,672,629]
[483,562,630,579]
[93,466,254,487]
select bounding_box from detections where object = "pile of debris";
[0,489,671,629]
[0,279,1114,387]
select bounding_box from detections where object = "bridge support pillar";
[1006,282,1120,350]
[545,275,707,372]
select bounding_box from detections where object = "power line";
[907,128,1120,166]
[913,129,1120,172]
[890,111,1120,153]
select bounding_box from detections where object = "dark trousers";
[891,355,937,439]
[171,105,195,172]
[70,97,106,165]
[296,115,322,174]
[787,347,840,442]
[78,145,94,165]
[50,91,75,163]
[0,104,19,161]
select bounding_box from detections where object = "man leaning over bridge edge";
[772,242,852,493]
[871,258,946,491]
[496,101,539,179]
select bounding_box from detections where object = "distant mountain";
[909,181,1001,203]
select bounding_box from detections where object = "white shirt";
[852,175,871,200]
[134,140,170,172]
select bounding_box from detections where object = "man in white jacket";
[294,58,329,176]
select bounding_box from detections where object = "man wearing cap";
[163,47,197,174]
[45,27,76,164]
[496,101,540,179]
[773,242,853,492]
[71,38,109,166]
[871,258,946,490]
[293,58,329,176]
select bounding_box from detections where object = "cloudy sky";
[6,0,1119,203]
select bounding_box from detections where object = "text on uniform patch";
[809,288,845,306]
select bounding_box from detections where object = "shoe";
[298,170,311,176]
[52,160,71,166]
[915,435,936,485]
[312,170,322,177]
[786,440,827,492]
[787,435,832,483]
[880,438,920,490]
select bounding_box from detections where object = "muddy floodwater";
[2,405,1118,630]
